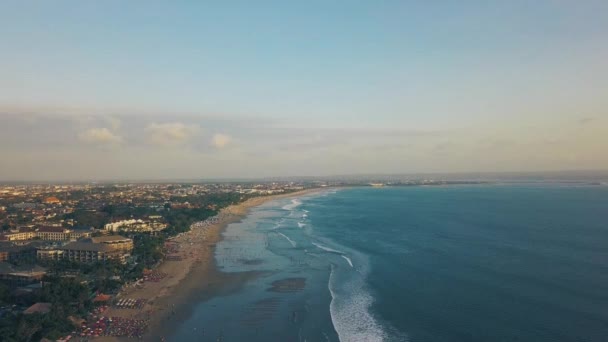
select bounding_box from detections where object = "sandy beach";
[93,188,323,341]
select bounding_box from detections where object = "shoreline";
[98,188,326,341]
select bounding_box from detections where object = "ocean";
[170,184,608,342]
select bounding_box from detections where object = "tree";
[0,283,10,304]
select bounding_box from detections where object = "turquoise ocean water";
[171,184,608,342]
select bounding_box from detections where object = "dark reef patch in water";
[237,258,264,265]
[240,297,283,326]
[267,277,306,293]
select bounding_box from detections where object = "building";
[91,235,134,253]
[1,229,36,241]
[0,262,47,287]
[104,219,140,231]
[1,227,94,242]
[36,247,64,261]
[58,241,130,263]
[36,226,70,241]
[43,196,61,204]
[0,242,38,262]
[70,226,94,240]
[104,219,167,233]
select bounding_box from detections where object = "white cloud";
[144,122,199,146]
[78,127,122,145]
[211,133,232,148]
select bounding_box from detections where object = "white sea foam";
[302,213,308,218]
[313,242,354,267]
[271,218,285,230]
[277,232,296,247]
[282,199,302,211]
[312,242,344,254]
[328,265,387,342]
[318,189,338,197]
[341,255,354,268]
[298,222,306,228]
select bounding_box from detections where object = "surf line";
[282,198,302,211]
[312,242,354,268]
[341,255,354,268]
[277,232,297,247]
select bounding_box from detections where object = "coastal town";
[0,178,477,341]
[0,181,315,341]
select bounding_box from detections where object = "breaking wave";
[341,255,354,268]
[282,199,302,211]
[277,232,296,247]
[329,264,388,342]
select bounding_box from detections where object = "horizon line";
[1,169,607,184]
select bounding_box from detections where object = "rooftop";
[23,302,52,315]
[59,241,114,252]
[91,235,131,243]
[38,226,66,233]
[0,262,47,277]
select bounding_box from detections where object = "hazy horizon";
[1,170,607,184]
[1,1,607,181]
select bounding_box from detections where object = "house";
[43,197,61,205]
[0,262,47,287]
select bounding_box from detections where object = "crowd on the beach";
[191,215,221,229]
[164,241,179,254]
[143,271,168,282]
[91,305,108,315]
[78,316,149,338]
[162,215,227,265]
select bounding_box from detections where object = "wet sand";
[97,188,324,341]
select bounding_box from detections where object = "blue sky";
[0,1,607,180]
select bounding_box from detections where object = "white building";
[104,219,167,232]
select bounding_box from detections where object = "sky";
[0,1,607,181]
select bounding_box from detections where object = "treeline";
[163,192,255,235]
[168,192,245,206]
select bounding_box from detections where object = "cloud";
[211,133,232,148]
[578,117,594,124]
[78,127,123,145]
[144,122,199,146]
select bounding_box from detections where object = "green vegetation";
[0,283,10,305]
[131,234,164,268]
[0,277,91,341]
[163,207,216,234]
